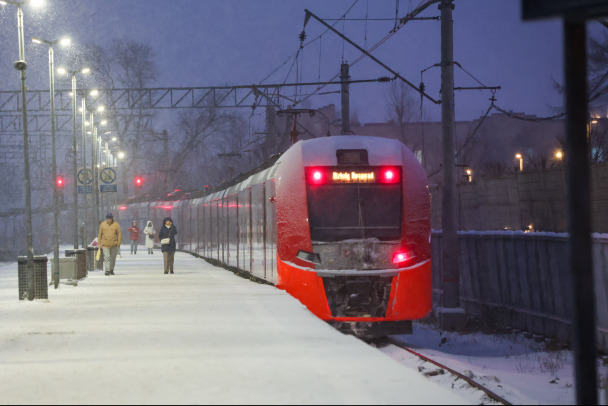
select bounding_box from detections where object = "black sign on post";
[523,0,608,20]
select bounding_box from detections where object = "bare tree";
[166,102,239,188]
[384,80,418,145]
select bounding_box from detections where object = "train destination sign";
[306,166,401,185]
[332,171,375,183]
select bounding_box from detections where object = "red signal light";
[135,176,143,187]
[56,175,64,188]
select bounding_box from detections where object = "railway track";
[381,338,513,405]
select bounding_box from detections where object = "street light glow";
[59,37,71,47]
[97,105,105,112]
[30,0,44,8]
[515,153,522,159]
[101,120,108,126]
[90,89,99,97]
[31,38,42,44]
[57,67,66,75]
[82,68,90,74]
[118,151,125,159]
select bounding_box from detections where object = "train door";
[266,179,277,282]
[238,187,249,273]
[251,182,265,280]
[226,194,238,268]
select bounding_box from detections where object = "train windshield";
[307,183,402,242]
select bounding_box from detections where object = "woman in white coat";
[143,221,156,254]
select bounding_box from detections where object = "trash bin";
[17,255,48,300]
[51,257,78,280]
[65,249,87,280]
[86,247,97,273]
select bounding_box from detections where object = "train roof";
[290,135,408,167]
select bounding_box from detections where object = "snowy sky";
[0,0,589,124]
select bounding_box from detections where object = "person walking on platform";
[98,213,122,276]
[143,221,155,255]
[159,217,177,274]
[128,221,140,255]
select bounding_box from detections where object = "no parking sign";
[99,167,117,193]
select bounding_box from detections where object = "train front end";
[274,136,432,337]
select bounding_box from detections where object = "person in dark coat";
[158,217,177,274]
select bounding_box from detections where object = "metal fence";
[432,231,608,351]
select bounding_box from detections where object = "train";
[115,135,432,337]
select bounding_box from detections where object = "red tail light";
[307,168,326,185]
[380,167,400,184]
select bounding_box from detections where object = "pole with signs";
[523,1,601,403]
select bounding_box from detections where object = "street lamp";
[80,92,103,246]
[58,66,90,248]
[515,153,523,172]
[32,35,70,289]
[1,0,45,300]
[87,105,106,224]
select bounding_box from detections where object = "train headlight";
[296,250,322,264]
[393,249,415,265]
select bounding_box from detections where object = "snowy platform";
[0,248,467,405]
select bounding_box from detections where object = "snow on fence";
[432,231,608,351]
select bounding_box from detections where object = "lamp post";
[1,0,44,300]
[81,94,102,246]
[515,153,523,172]
[88,106,105,224]
[32,36,70,289]
[465,169,473,183]
[58,67,90,248]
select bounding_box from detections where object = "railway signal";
[134,175,143,188]
[56,175,64,188]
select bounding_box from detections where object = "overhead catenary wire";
[292,1,440,109]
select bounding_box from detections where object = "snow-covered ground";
[0,246,467,405]
[3,245,607,405]
[383,323,608,405]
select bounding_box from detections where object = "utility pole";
[438,0,465,330]
[340,63,351,134]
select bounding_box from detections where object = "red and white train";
[116,135,432,337]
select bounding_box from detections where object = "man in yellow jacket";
[98,213,122,276]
